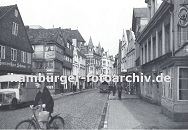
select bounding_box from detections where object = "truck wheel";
[9,98,17,110]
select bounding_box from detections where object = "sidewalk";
[52,88,94,100]
[104,90,188,129]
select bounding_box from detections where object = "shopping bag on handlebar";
[38,111,49,122]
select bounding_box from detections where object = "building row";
[115,0,188,121]
[0,4,115,93]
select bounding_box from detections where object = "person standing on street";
[117,82,122,100]
[112,83,116,96]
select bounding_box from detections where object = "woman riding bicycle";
[33,81,54,128]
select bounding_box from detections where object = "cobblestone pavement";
[0,89,108,129]
[106,92,188,129]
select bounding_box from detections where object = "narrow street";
[0,89,108,129]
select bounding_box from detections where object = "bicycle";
[15,104,65,129]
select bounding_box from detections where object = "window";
[12,22,18,36]
[168,68,173,99]
[140,18,148,26]
[11,48,17,61]
[0,45,5,59]
[153,37,156,59]
[162,72,165,97]
[103,61,106,66]
[179,67,188,100]
[67,43,70,48]
[165,24,170,53]
[34,61,44,69]
[34,45,43,52]
[158,31,162,56]
[21,51,26,63]
[46,61,54,69]
[27,53,31,64]
[15,9,18,17]
[45,45,54,51]
[103,69,106,74]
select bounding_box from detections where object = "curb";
[98,94,109,129]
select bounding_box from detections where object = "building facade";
[69,29,86,90]
[81,37,102,88]
[101,51,114,76]
[137,0,188,121]
[27,28,73,94]
[0,5,33,76]
[120,30,128,73]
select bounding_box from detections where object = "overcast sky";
[0,0,146,56]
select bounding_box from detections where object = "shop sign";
[0,60,27,68]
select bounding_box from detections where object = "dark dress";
[34,86,54,114]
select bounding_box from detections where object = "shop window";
[179,67,188,100]
[0,45,5,59]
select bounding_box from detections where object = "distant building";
[67,29,87,90]
[118,40,122,75]
[101,51,114,76]
[27,28,73,94]
[113,54,119,75]
[120,30,128,74]
[81,37,102,88]
[0,5,33,75]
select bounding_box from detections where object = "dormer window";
[12,22,18,36]
[15,9,18,17]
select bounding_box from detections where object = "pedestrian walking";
[73,83,76,92]
[112,83,116,96]
[117,82,122,100]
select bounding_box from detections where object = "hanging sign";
[178,6,188,28]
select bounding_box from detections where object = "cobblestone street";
[0,89,108,129]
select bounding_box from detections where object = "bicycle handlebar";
[30,104,46,110]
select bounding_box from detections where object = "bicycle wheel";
[15,119,37,129]
[50,116,65,129]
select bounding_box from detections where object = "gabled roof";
[133,8,149,18]
[61,29,73,44]
[0,4,33,53]
[63,29,85,42]
[27,28,63,45]
[0,5,15,19]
